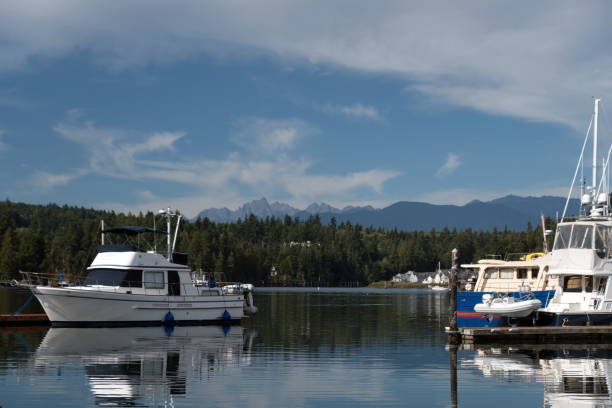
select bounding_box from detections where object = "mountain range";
[196,195,580,231]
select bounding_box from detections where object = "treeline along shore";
[0,201,555,286]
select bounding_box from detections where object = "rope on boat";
[11,293,35,316]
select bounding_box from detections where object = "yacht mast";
[594,98,600,190]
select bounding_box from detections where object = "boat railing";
[504,252,540,261]
[18,271,248,296]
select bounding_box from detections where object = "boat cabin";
[78,226,222,297]
[462,256,556,292]
[546,220,612,312]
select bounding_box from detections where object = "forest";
[0,200,554,286]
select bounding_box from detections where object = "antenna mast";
[158,208,176,261]
[594,98,601,190]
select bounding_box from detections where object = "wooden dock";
[0,314,50,326]
[460,325,612,344]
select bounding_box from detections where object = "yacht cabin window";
[531,268,539,279]
[554,224,594,250]
[484,269,498,279]
[144,271,165,289]
[595,225,612,258]
[562,275,593,292]
[563,276,582,292]
[84,269,142,287]
[499,268,514,279]
[517,269,528,279]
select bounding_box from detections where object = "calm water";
[0,287,609,407]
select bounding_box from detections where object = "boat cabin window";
[598,277,608,294]
[595,225,612,258]
[144,271,165,289]
[517,269,528,279]
[531,268,539,279]
[585,276,593,292]
[554,224,594,250]
[84,269,142,287]
[499,268,514,279]
[484,269,498,279]
[563,276,583,292]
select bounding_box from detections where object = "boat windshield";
[83,269,143,287]
[553,224,594,250]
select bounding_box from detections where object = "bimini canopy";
[101,226,168,235]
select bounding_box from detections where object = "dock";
[0,314,50,326]
[459,325,612,344]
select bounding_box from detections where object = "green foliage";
[0,201,555,284]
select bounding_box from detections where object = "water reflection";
[32,326,255,407]
[464,347,612,407]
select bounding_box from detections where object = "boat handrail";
[18,271,250,296]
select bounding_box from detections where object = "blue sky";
[1,1,610,217]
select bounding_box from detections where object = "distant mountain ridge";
[196,198,375,223]
[196,195,580,231]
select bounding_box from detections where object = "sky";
[1,1,612,217]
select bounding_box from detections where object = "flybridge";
[100,208,183,263]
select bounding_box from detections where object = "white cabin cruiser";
[25,208,257,327]
[536,99,612,326]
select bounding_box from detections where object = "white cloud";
[436,153,461,177]
[324,104,382,120]
[41,112,400,217]
[31,169,89,189]
[231,117,310,153]
[52,113,186,181]
[1,2,611,128]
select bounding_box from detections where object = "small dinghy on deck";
[474,294,542,318]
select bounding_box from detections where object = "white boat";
[474,293,542,318]
[25,208,257,326]
[536,99,612,326]
[431,286,449,291]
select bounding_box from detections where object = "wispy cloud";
[51,112,186,181]
[39,112,400,217]
[231,117,311,153]
[323,104,382,121]
[31,169,89,190]
[1,2,610,128]
[436,153,461,177]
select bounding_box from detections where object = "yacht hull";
[535,311,612,327]
[34,286,245,326]
[457,290,555,328]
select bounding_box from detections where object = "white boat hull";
[34,286,245,326]
[474,298,542,318]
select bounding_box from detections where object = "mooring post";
[448,248,460,344]
[449,344,458,408]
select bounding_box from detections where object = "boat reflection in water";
[464,347,612,407]
[33,326,256,407]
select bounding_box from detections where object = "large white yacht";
[536,98,612,326]
[26,208,257,326]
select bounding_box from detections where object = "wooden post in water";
[449,344,458,408]
[448,248,460,344]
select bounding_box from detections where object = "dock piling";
[448,248,461,344]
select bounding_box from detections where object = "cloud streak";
[41,112,400,216]
[436,153,461,177]
[323,104,382,121]
[1,2,611,128]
